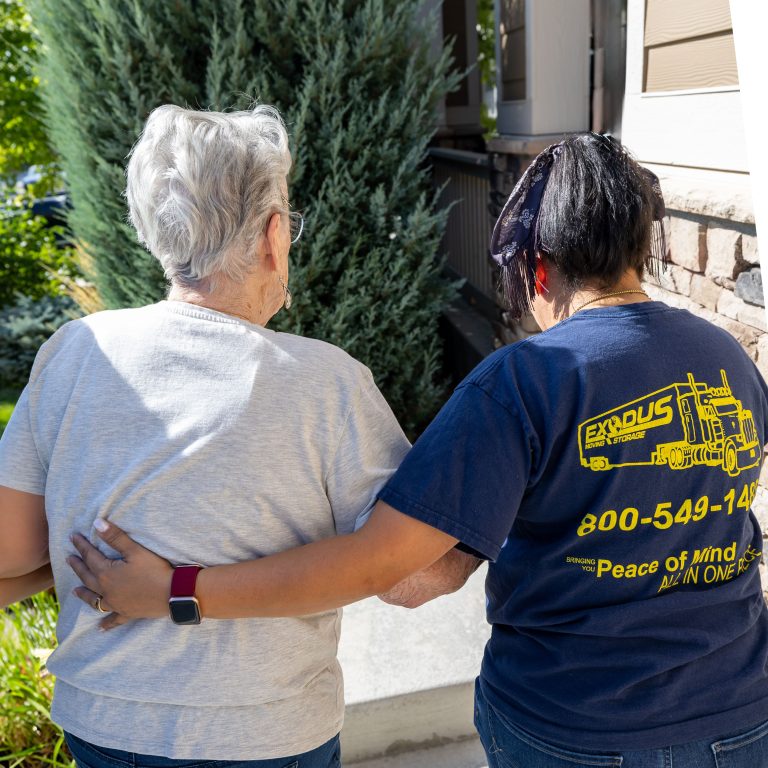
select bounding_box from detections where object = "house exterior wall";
[484,0,768,570]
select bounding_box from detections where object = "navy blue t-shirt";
[379,302,768,750]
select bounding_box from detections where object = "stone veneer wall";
[640,181,767,587]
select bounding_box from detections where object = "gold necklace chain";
[571,290,649,315]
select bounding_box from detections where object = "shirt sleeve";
[378,382,533,561]
[326,367,411,535]
[0,385,46,495]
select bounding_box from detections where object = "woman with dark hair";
[68,133,768,767]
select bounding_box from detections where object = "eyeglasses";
[288,211,304,244]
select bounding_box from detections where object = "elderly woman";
[0,104,415,767]
[69,133,768,768]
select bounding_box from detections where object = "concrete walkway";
[347,737,488,768]
[338,566,490,764]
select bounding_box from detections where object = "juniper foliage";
[30,0,458,434]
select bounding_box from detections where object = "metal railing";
[429,148,496,306]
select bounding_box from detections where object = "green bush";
[0,294,78,389]
[0,592,73,767]
[30,0,459,435]
[0,0,58,186]
[0,388,18,436]
[0,199,77,309]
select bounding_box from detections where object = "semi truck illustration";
[578,370,760,477]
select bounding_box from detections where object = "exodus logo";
[584,395,674,445]
[578,371,761,476]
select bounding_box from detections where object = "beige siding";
[644,33,738,92]
[644,0,731,46]
[643,0,738,93]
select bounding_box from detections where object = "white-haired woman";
[0,104,411,767]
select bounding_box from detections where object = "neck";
[168,277,274,326]
[532,268,651,331]
[567,276,650,317]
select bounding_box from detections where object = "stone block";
[657,264,693,296]
[667,216,707,273]
[755,485,768,536]
[706,226,742,280]
[656,168,754,224]
[689,274,722,311]
[717,289,767,331]
[742,234,760,266]
[643,283,696,311]
[708,313,760,352]
[644,283,760,352]
[735,267,764,308]
[644,269,661,287]
[757,334,768,386]
[760,444,768,487]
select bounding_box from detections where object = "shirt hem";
[51,683,344,761]
[481,677,768,751]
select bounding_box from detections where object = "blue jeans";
[63,732,341,768]
[474,682,768,768]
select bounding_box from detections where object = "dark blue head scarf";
[490,135,667,317]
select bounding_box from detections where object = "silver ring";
[94,596,108,613]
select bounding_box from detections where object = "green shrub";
[0,0,58,186]
[0,199,78,310]
[0,592,73,767]
[0,294,78,389]
[30,0,459,435]
[0,388,18,436]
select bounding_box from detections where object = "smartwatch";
[169,564,204,625]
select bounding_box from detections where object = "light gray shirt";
[0,301,410,759]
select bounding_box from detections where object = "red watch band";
[170,565,203,598]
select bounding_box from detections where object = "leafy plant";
[0,387,18,436]
[0,0,58,191]
[0,197,78,310]
[0,592,73,767]
[0,294,78,389]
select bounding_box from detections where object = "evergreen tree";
[29,0,458,434]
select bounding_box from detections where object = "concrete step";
[347,737,488,768]
[338,566,490,764]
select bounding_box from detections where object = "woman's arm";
[0,563,54,609]
[377,548,482,608]
[68,501,458,625]
[0,486,48,578]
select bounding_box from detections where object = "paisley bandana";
[490,136,667,318]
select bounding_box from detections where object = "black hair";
[534,133,661,294]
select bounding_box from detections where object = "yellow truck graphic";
[578,370,760,477]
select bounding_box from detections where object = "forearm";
[0,563,54,609]
[196,502,458,619]
[378,548,482,608]
[0,487,49,577]
[69,502,459,622]
[0,552,50,579]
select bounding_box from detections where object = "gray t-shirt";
[0,301,410,759]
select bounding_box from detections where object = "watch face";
[169,598,201,625]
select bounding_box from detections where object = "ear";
[535,255,548,295]
[262,212,282,272]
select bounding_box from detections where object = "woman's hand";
[378,549,481,608]
[68,521,173,630]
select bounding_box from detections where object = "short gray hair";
[126,104,292,286]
